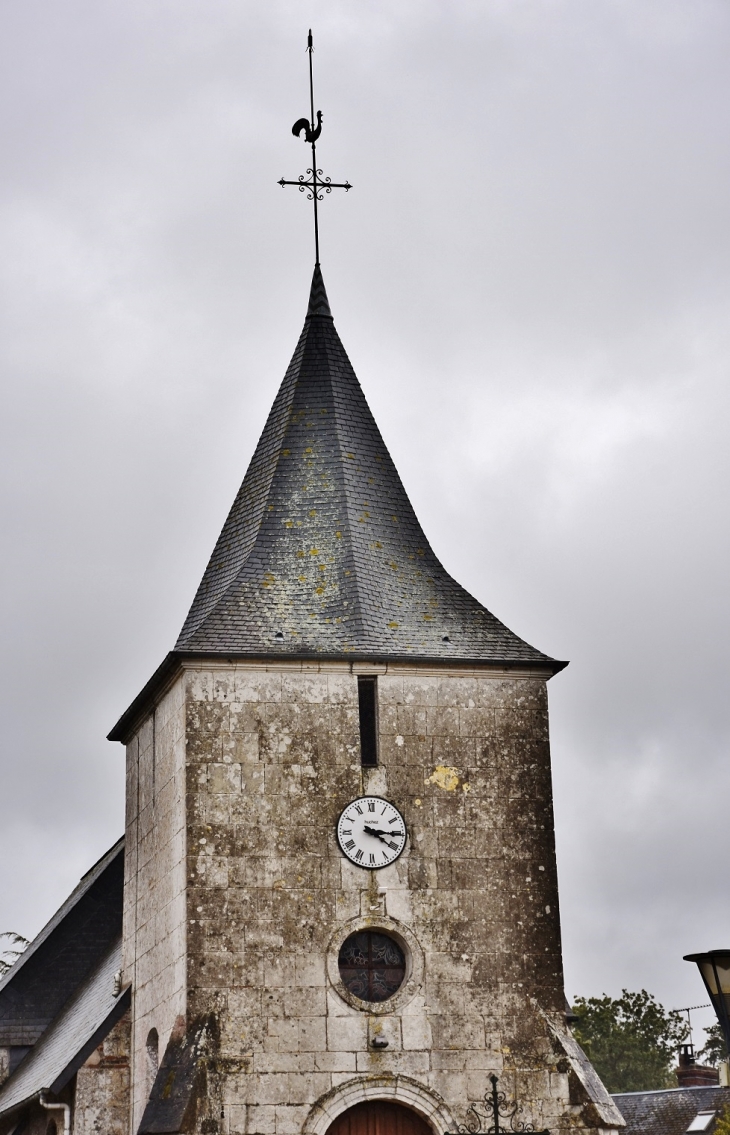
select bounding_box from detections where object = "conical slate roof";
[175,267,557,666]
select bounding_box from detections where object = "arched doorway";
[326,1101,435,1135]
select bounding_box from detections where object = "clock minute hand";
[363,825,390,843]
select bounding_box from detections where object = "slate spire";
[176,268,558,667]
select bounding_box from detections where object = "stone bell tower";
[109,267,623,1135]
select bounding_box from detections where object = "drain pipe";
[39,1093,70,1135]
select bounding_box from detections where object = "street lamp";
[684,950,730,1056]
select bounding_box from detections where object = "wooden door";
[326,1102,434,1135]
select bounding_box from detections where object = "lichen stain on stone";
[426,764,461,791]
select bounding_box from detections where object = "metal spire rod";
[278,29,351,266]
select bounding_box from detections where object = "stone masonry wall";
[182,661,584,1135]
[74,1011,131,1135]
[124,677,187,1132]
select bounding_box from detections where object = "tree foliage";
[572,989,688,1093]
[698,1022,727,1067]
[0,932,29,976]
[713,1107,730,1135]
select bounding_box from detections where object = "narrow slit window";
[358,676,379,767]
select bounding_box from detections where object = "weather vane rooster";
[279,30,351,266]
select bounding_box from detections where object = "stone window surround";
[327,915,424,1015]
[302,1073,456,1135]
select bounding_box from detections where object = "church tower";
[109,260,623,1135]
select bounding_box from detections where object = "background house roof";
[613,1085,729,1135]
[0,938,128,1118]
[0,839,123,1046]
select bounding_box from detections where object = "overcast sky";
[0,0,728,1047]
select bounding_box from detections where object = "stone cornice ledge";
[108,650,565,745]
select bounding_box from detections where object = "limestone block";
[401,1011,432,1051]
[355,1050,429,1075]
[274,1104,311,1134]
[327,1014,368,1052]
[368,1016,401,1051]
[244,1104,277,1134]
[314,1051,357,1073]
[207,762,243,793]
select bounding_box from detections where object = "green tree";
[712,1106,730,1135]
[0,932,28,977]
[698,1022,727,1067]
[572,989,688,1093]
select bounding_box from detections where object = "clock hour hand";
[363,825,404,843]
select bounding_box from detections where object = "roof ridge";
[175,328,308,647]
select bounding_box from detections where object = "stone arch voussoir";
[303,1075,456,1135]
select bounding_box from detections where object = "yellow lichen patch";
[390,562,398,571]
[391,515,398,523]
[261,572,275,589]
[309,509,316,517]
[347,453,355,460]
[282,449,291,457]
[320,408,327,414]
[388,621,399,628]
[414,798,422,807]
[298,576,306,582]
[335,531,342,538]
[375,541,382,549]
[422,614,433,621]
[319,565,327,572]
[315,587,325,595]
[426,765,461,791]
[416,548,424,556]
[462,782,471,794]
[285,521,293,528]
[310,548,319,556]
[305,447,313,454]
[296,551,305,559]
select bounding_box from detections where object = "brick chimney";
[677,1044,720,1087]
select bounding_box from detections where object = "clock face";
[336,797,407,869]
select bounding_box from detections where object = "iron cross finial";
[278,29,351,266]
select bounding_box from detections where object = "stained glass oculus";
[338,931,406,1002]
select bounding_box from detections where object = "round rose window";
[337,931,406,1002]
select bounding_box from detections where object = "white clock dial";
[336,797,407,869]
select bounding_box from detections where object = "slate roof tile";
[175,266,560,668]
[613,1086,729,1135]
